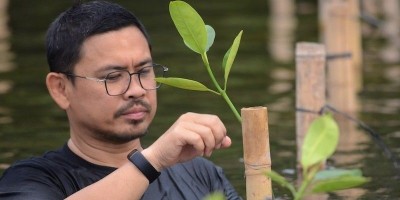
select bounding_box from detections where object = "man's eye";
[139,68,152,76]
[106,72,124,81]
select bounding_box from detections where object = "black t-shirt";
[0,145,241,200]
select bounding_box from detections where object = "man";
[0,1,241,199]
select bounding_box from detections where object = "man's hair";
[45,0,150,73]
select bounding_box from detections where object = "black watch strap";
[127,149,161,183]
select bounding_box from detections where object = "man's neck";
[67,137,142,168]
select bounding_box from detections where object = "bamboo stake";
[296,42,327,200]
[380,0,400,63]
[295,42,326,173]
[0,0,13,73]
[241,107,272,200]
[323,0,359,114]
[320,0,363,93]
[268,0,296,63]
[347,0,362,92]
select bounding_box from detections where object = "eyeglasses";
[64,63,168,96]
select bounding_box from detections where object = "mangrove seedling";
[156,1,370,199]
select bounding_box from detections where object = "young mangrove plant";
[156,1,370,199]
[266,113,370,199]
[156,0,242,123]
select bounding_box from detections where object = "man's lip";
[123,107,149,114]
[121,107,149,120]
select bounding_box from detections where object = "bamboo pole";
[295,42,326,173]
[322,0,359,114]
[268,0,296,63]
[347,0,362,92]
[320,0,363,93]
[241,107,272,200]
[0,0,13,73]
[380,0,400,63]
[360,0,380,36]
[0,0,13,96]
[296,42,327,200]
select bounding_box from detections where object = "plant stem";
[201,53,242,123]
[294,165,320,200]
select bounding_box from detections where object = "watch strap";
[127,149,160,183]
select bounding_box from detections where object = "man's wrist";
[127,149,161,183]
[141,148,163,172]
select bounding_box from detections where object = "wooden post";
[320,0,363,93]
[268,0,296,63]
[242,107,272,200]
[0,0,13,96]
[347,0,362,92]
[380,0,400,63]
[360,0,381,36]
[321,0,359,114]
[295,42,326,173]
[0,0,13,73]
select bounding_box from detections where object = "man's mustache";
[114,100,151,119]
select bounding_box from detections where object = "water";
[0,0,399,199]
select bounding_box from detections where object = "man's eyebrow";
[94,65,126,73]
[134,58,153,68]
[94,59,153,73]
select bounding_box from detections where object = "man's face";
[66,26,157,144]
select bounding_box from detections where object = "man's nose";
[123,74,146,99]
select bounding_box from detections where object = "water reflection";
[0,0,13,125]
[0,0,14,95]
[0,0,13,170]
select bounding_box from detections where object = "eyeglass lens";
[105,65,165,96]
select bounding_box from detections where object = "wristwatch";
[127,149,161,183]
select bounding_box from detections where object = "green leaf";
[311,175,370,193]
[202,192,226,200]
[314,169,363,181]
[265,170,290,187]
[169,1,207,54]
[222,48,231,71]
[155,77,219,94]
[265,170,296,194]
[301,113,339,170]
[223,30,243,90]
[205,25,215,52]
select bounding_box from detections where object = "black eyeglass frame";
[62,63,168,96]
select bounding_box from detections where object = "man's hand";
[142,113,232,171]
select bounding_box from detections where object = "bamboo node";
[244,162,271,176]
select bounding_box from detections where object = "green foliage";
[166,0,242,122]
[155,77,219,94]
[169,1,207,54]
[222,31,242,91]
[266,114,370,200]
[311,169,370,193]
[202,192,226,200]
[205,25,215,52]
[301,113,339,170]
[165,1,369,199]
[265,170,296,197]
[312,173,370,193]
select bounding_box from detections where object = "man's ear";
[46,72,71,110]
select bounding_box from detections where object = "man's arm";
[66,113,232,200]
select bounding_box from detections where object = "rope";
[296,104,400,172]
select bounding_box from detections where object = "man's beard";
[93,99,152,144]
[95,128,148,145]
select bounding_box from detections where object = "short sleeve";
[0,162,66,200]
